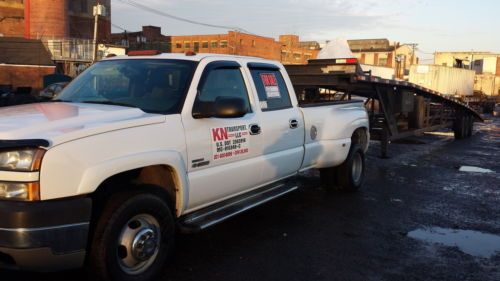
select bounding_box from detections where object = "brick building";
[167,32,319,64]
[0,37,55,90]
[111,26,171,53]
[348,39,418,79]
[0,0,113,78]
[279,35,320,65]
[0,0,24,37]
[170,31,282,61]
[0,0,111,41]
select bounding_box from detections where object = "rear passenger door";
[247,63,305,184]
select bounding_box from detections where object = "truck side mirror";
[193,96,248,119]
[214,96,248,118]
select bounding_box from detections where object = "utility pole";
[93,2,106,62]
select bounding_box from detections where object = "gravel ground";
[4,117,499,281]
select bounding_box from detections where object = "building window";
[304,54,312,61]
[184,41,191,49]
[81,0,88,13]
[193,42,200,51]
[378,58,388,66]
[202,41,209,48]
[240,39,244,45]
[211,41,218,48]
[252,40,256,47]
[220,40,228,48]
[293,53,302,60]
[175,42,182,49]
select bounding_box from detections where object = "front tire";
[88,190,175,281]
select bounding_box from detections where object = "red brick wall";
[230,32,281,61]
[0,6,25,37]
[171,32,282,61]
[171,34,231,55]
[142,26,162,41]
[0,65,55,90]
[170,32,317,64]
[29,0,69,39]
[279,35,300,47]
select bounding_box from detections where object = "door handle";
[289,119,299,129]
[250,124,261,135]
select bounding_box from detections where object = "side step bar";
[178,183,298,233]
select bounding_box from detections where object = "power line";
[416,48,435,55]
[114,0,253,34]
[111,23,126,31]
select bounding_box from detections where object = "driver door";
[182,60,263,211]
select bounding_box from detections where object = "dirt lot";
[4,118,499,281]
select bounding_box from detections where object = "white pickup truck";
[0,52,369,281]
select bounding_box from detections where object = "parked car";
[39,82,69,99]
[0,52,369,281]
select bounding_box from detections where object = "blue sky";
[112,0,500,61]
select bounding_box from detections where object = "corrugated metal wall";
[409,65,475,96]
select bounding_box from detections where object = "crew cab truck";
[0,52,369,281]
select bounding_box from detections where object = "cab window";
[249,67,292,111]
[193,64,251,115]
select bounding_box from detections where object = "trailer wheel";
[453,116,466,140]
[467,116,474,137]
[88,189,175,281]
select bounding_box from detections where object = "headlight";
[0,149,45,171]
[0,182,40,201]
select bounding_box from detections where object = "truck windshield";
[55,59,197,114]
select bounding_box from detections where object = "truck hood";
[0,102,166,147]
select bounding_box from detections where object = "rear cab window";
[248,63,292,112]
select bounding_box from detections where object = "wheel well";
[351,127,369,152]
[91,165,179,215]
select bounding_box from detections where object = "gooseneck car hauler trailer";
[285,58,484,157]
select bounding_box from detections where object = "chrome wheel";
[117,214,161,275]
[351,152,363,184]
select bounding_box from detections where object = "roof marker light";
[128,50,161,56]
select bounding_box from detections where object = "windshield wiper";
[81,100,138,108]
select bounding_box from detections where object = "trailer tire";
[335,144,365,192]
[467,116,474,137]
[88,189,175,281]
[454,116,466,140]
